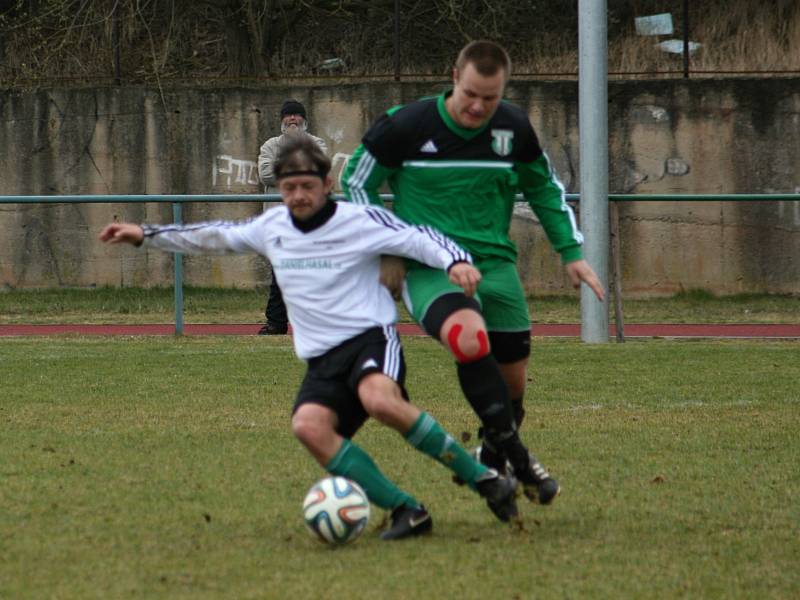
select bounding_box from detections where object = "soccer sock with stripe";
[325,439,419,511]
[404,411,489,490]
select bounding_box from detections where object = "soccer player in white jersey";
[99,134,518,540]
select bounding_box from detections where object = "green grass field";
[0,286,797,324]
[2,336,798,599]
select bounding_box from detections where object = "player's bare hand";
[565,259,605,301]
[99,223,144,246]
[379,255,406,299]
[448,262,482,297]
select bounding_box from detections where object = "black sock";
[482,429,534,482]
[455,355,536,477]
[456,355,515,434]
[511,397,525,428]
[478,433,508,472]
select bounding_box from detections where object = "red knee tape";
[447,324,490,363]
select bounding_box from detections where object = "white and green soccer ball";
[302,476,370,545]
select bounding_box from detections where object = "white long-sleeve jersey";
[142,201,471,359]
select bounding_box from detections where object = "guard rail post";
[172,201,184,335]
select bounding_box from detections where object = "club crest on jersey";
[491,129,514,156]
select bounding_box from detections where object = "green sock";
[325,439,418,510]
[404,412,488,490]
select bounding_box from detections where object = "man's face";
[278,174,332,220]
[447,62,507,129]
[282,114,306,132]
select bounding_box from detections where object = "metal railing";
[2,193,799,336]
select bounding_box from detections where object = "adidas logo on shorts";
[420,140,438,153]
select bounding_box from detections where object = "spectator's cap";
[281,100,306,119]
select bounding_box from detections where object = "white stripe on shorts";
[381,325,401,380]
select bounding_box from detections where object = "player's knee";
[362,396,397,424]
[444,322,491,363]
[358,375,401,423]
[291,410,329,449]
[290,413,315,444]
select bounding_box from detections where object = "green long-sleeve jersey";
[342,91,583,264]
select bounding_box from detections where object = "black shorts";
[293,326,408,439]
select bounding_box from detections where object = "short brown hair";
[455,40,511,77]
[274,134,331,180]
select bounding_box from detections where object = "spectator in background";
[257,99,329,335]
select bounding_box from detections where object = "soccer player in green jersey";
[343,40,605,506]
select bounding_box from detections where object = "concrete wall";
[1,79,799,296]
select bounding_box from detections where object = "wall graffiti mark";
[326,127,346,144]
[212,155,260,188]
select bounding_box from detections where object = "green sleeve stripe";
[519,153,584,261]
[542,152,584,246]
[342,146,388,206]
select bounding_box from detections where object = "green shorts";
[403,257,530,332]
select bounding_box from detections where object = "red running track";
[1,323,798,338]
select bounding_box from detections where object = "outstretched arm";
[99,223,144,246]
[99,216,265,256]
[360,206,480,296]
[380,255,481,299]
